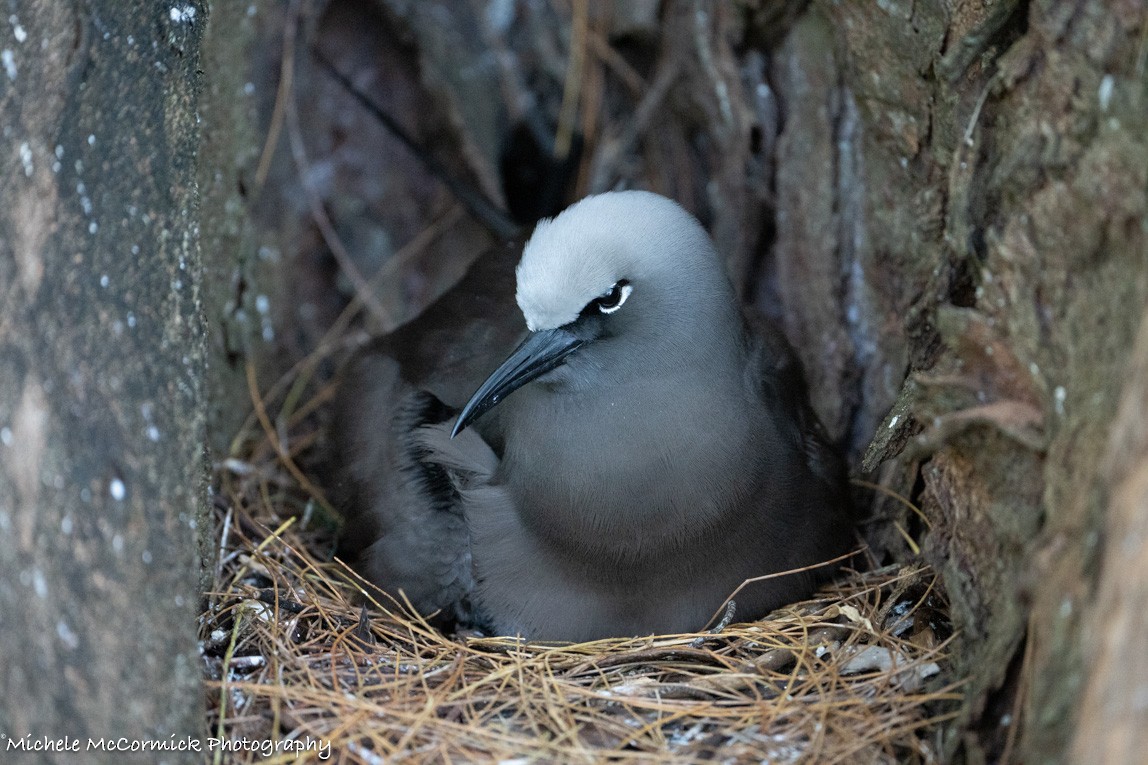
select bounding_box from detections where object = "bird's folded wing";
[412,421,498,482]
[743,310,848,497]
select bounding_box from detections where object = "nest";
[200,359,961,764]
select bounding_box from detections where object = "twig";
[690,600,737,648]
[226,203,462,459]
[253,5,292,191]
[215,502,234,594]
[706,547,864,629]
[937,0,1024,83]
[999,619,1034,765]
[214,608,246,765]
[554,0,589,160]
[279,7,394,327]
[587,32,643,95]
[244,361,334,518]
[311,50,522,242]
[851,478,933,529]
[588,52,682,192]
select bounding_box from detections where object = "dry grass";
[201,364,962,764]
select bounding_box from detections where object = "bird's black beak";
[452,327,584,437]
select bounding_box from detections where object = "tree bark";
[1070,303,1148,764]
[0,1,208,757]
[813,1,1148,761]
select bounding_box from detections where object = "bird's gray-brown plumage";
[332,191,853,641]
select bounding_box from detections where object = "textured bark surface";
[815,1,1148,761]
[1071,304,1148,764]
[197,0,277,458]
[0,1,208,756]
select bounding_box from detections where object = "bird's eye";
[594,280,632,314]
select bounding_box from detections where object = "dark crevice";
[743,46,784,316]
[949,255,979,308]
[499,121,583,226]
[972,634,1029,762]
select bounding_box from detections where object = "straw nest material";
[201,362,961,764]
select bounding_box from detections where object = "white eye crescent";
[595,280,632,314]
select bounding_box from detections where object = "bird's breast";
[495,384,772,563]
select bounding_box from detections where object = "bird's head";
[452,191,739,437]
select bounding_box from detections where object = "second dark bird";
[332,190,854,641]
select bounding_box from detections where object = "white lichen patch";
[169,5,196,23]
[32,568,47,598]
[1098,74,1114,112]
[12,379,48,510]
[18,141,32,176]
[56,620,79,650]
[77,181,92,215]
[9,14,28,43]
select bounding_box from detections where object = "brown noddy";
[332,191,854,641]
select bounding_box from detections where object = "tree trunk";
[0,1,208,757]
[812,1,1148,760]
